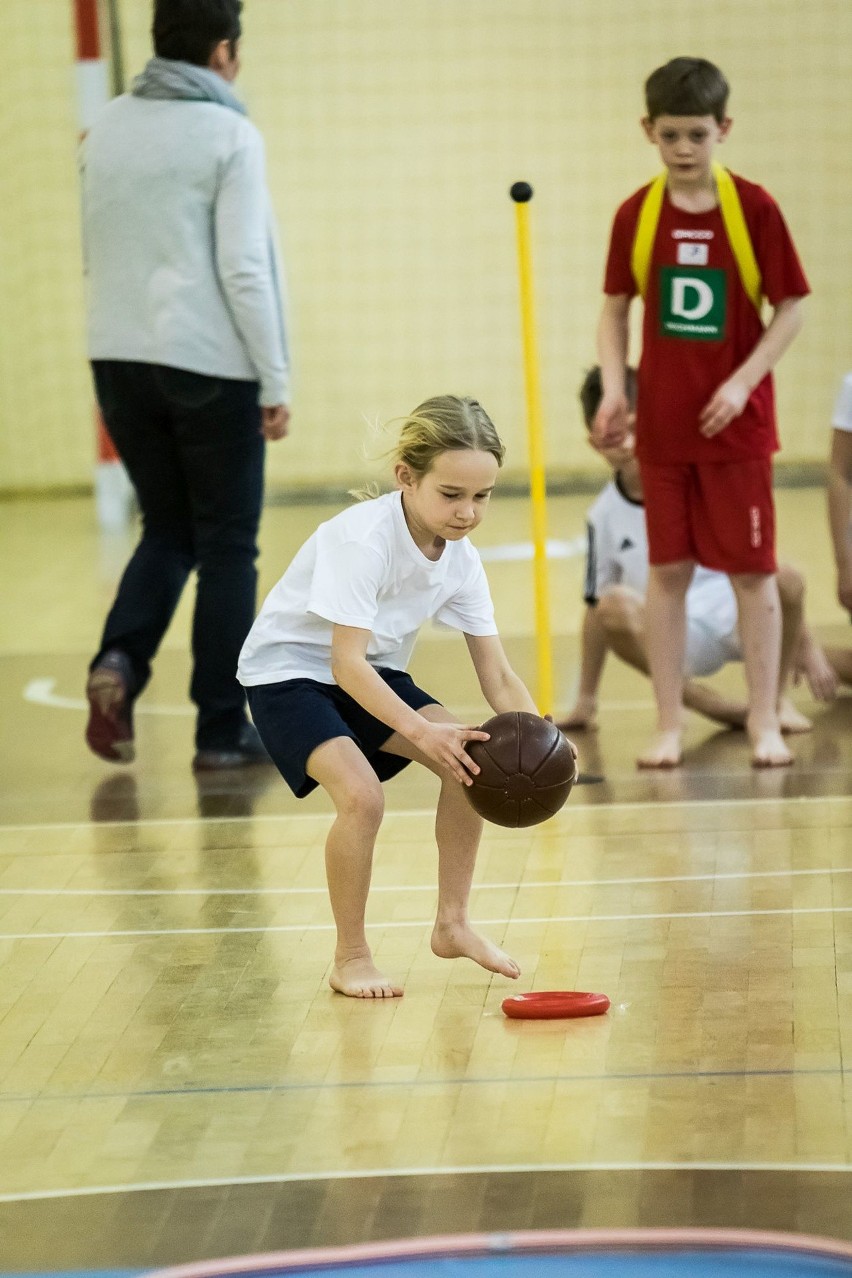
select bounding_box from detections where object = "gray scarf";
[132,57,247,115]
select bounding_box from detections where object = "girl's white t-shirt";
[238,491,498,686]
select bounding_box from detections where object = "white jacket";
[80,94,289,406]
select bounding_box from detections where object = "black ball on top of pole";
[507,176,553,712]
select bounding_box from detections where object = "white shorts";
[684,617,742,678]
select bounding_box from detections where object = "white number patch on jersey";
[677,242,709,266]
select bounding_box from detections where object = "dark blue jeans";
[91,361,265,750]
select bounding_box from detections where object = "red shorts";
[639,458,777,574]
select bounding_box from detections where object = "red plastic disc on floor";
[501,991,610,1020]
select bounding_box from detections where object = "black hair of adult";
[153,0,242,66]
[579,366,638,430]
[644,57,729,124]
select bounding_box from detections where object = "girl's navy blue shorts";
[245,669,440,798]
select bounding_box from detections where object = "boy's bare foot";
[329,955,404,999]
[748,724,793,768]
[637,729,682,769]
[777,697,813,735]
[555,699,598,732]
[431,921,520,979]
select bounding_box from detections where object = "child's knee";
[650,561,693,593]
[598,586,643,635]
[730,571,778,597]
[336,777,385,829]
[776,562,805,606]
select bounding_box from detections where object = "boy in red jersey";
[594,57,809,769]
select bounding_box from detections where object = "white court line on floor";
[2,904,850,942]
[1,791,849,834]
[0,809,435,833]
[1,1160,850,1203]
[479,537,587,563]
[23,677,195,717]
[1,866,850,896]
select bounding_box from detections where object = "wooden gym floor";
[0,486,850,1269]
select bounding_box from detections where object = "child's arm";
[330,624,489,786]
[828,428,852,612]
[593,294,632,446]
[699,297,805,438]
[558,606,608,730]
[467,635,578,760]
[463,634,541,716]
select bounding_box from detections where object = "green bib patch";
[659,266,727,341]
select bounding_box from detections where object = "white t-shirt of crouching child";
[238,490,499,686]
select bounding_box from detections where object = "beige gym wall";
[1,0,850,494]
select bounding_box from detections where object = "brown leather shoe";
[85,650,135,763]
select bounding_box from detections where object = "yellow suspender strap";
[712,162,762,312]
[630,164,763,313]
[630,172,667,301]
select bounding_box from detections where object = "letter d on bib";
[671,277,714,319]
[660,267,727,341]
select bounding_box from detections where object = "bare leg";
[306,737,404,998]
[683,681,749,728]
[775,564,805,695]
[596,586,649,674]
[639,561,694,768]
[730,572,792,768]
[428,773,520,978]
[382,704,520,980]
[556,606,608,731]
[774,564,813,733]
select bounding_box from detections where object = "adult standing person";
[81,0,290,770]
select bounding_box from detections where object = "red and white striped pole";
[73,0,133,530]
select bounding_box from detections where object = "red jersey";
[603,173,809,463]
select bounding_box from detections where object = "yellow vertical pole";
[510,181,553,714]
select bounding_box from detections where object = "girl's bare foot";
[431,920,520,979]
[748,722,793,768]
[637,729,682,769]
[329,954,404,998]
[777,696,813,735]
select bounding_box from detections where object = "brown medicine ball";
[464,712,576,828]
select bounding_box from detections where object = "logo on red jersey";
[659,267,726,341]
[749,506,762,547]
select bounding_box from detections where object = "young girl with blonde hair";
[239,395,575,998]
